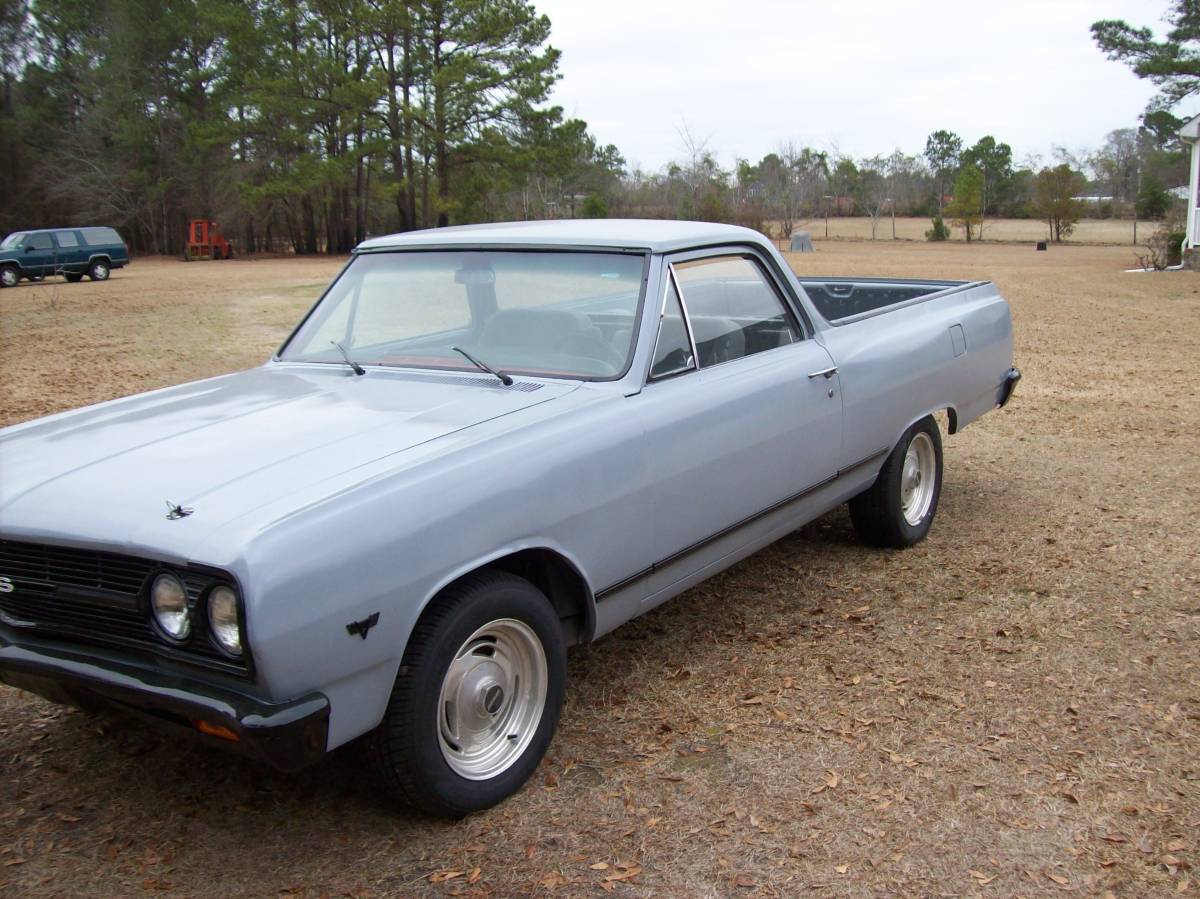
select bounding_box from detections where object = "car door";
[52,230,87,274]
[634,249,842,584]
[22,232,55,276]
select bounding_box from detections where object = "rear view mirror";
[454,267,495,286]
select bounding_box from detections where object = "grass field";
[778,216,1153,245]
[1,242,1198,897]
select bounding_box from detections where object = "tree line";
[0,0,1196,254]
[0,0,624,254]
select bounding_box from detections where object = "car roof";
[355,219,771,254]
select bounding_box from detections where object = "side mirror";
[25,246,34,253]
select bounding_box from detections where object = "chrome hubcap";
[437,618,547,780]
[1,269,16,287]
[900,432,936,526]
[93,265,108,279]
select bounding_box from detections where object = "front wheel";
[849,416,943,547]
[364,571,566,817]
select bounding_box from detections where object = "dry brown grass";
[782,216,1148,245]
[1,244,1198,897]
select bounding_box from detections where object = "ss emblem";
[0,577,13,594]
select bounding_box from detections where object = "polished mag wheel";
[437,618,548,780]
[364,570,566,817]
[900,432,937,526]
[849,416,944,547]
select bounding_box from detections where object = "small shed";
[789,231,814,252]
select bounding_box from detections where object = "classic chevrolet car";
[0,220,1018,816]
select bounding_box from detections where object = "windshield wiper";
[451,346,513,386]
[330,340,365,376]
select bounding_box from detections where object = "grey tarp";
[789,231,814,252]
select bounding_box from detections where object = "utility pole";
[1133,165,1140,246]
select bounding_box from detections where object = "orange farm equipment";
[185,220,234,261]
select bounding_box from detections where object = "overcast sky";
[533,0,1194,171]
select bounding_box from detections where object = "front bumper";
[0,626,329,772]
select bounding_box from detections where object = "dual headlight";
[150,573,243,656]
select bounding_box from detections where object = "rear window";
[55,231,79,247]
[80,227,122,247]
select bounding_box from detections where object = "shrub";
[580,193,608,219]
[925,215,950,241]
[1135,225,1187,270]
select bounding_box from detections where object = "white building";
[1180,114,1200,251]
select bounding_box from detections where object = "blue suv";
[0,227,130,288]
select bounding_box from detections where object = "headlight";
[207,585,242,655]
[151,573,191,640]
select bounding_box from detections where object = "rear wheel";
[364,571,566,817]
[0,265,18,288]
[849,416,943,547]
[64,272,84,283]
[88,259,110,281]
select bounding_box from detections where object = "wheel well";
[946,406,959,434]
[439,549,594,646]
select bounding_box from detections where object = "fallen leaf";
[429,870,464,883]
[1047,873,1069,886]
[836,864,849,874]
[467,867,481,884]
[604,865,642,882]
[590,863,609,871]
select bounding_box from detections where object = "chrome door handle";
[807,366,838,379]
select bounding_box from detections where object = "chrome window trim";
[647,267,698,382]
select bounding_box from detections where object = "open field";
[777,216,1153,245]
[1,243,1199,897]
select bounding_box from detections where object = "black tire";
[28,273,45,282]
[849,416,943,548]
[0,265,18,288]
[88,259,110,281]
[363,570,566,817]
[64,272,84,283]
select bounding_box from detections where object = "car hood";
[0,363,578,557]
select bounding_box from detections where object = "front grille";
[0,539,248,676]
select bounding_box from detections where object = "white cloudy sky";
[533,0,1195,171]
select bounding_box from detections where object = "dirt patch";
[1,244,1198,897]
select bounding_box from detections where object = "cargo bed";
[798,277,976,323]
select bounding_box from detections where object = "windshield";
[0,232,26,249]
[280,250,647,380]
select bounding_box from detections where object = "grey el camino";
[0,220,1019,815]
